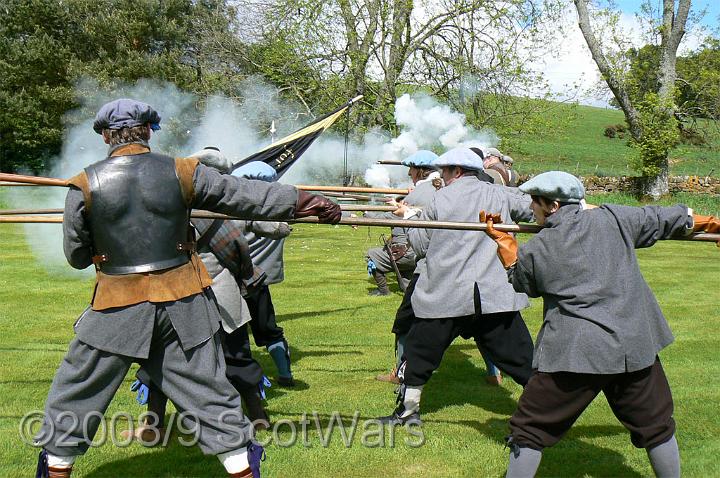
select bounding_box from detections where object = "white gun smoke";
[6,79,500,274]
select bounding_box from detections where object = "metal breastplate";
[86,152,191,275]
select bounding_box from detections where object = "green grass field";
[507,103,720,177]
[1,192,719,477]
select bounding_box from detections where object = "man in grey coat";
[231,162,298,387]
[482,171,720,477]
[379,147,535,424]
[364,150,440,296]
[34,99,341,477]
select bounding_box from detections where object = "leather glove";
[295,190,342,224]
[480,211,518,269]
[693,214,720,233]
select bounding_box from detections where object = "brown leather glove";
[693,214,720,233]
[295,190,342,224]
[480,210,518,269]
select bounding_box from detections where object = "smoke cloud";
[6,80,499,274]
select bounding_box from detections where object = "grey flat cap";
[519,171,585,203]
[188,146,232,173]
[502,155,514,165]
[484,147,502,158]
[93,98,161,134]
[433,147,484,171]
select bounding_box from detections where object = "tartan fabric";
[193,218,253,280]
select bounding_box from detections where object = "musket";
[381,233,407,292]
[377,160,403,166]
[1,213,719,244]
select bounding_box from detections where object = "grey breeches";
[37,307,253,456]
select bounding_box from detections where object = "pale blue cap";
[401,150,438,168]
[432,147,485,171]
[519,171,585,203]
[232,161,277,182]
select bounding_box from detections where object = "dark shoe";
[377,410,422,425]
[240,390,271,430]
[276,375,295,387]
[368,288,390,296]
[375,367,400,384]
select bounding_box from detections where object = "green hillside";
[504,103,720,177]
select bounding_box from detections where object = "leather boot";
[47,467,72,478]
[240,389,271,430]
[369,271,390,296]
[36,451,73,478]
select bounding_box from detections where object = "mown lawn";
[509,103,720,177]
[0,193,719,477]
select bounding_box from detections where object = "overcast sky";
[539,1,719,107]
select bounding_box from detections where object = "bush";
[604,125,617,138]
[615,123,627,133]
[678,127,706,145]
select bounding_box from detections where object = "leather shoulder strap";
[67,171,92,213]
[175,157,200,206]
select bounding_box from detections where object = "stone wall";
[518,175,720,195]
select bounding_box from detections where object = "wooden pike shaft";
[2,213,719,243]
[0,172,409,196]
[0,205,401,215]
[296,185,409,195]
[0,181,38,186]
[321,191,374,201]
[0,173,68,187]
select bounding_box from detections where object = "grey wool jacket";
[408,175,534,318]
[64,162,298,358]
[243,221,292,284]
[509,203,692,374]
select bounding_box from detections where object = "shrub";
[604,125,617,138]
[678,127,706,145]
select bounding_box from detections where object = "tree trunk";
[574,0,691,199]
[640,166,669,199]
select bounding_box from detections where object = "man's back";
[85,152,190,275]
[409,175,533,318]
[513,204,689,373]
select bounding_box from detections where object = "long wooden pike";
[0,173,68,187]
[0,172,410,196]
[321,191,374,201]
[0,205,404,215]
[1,213,719,243]
[295,185,409,195]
